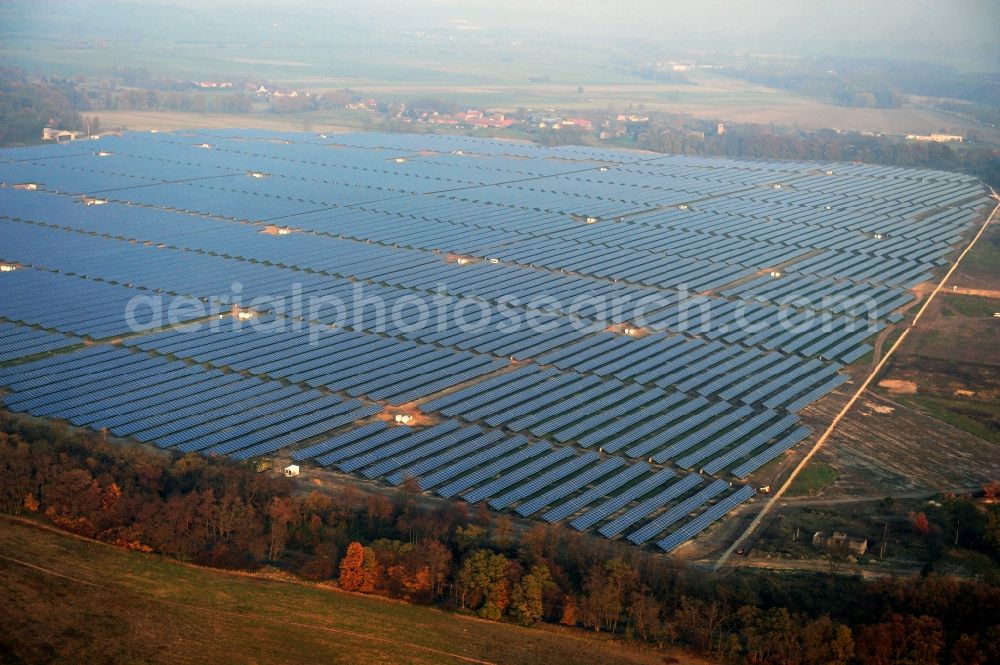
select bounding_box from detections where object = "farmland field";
[0,515,682,665]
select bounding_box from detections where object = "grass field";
[786,463,839,497]
[953,222,1000,291]
[894,394,1000,445]
[0,516,696,665]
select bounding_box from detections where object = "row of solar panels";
[11,149,956,328]
[9,129,976,304]
[116,313,840,470]
[123,319,509,406]
[0,263,856,434]
[625,202,973,269]
[721,272,915,318]
[415,362,818,471]
[292,419,757,551]
[1,208,885,367]
[0,268,202,339]
[0,322,81,363]
[9,128,981,194]
[0,346,381,460]
[83,168,971,296]
[0,304,830,485]
[143,129,981,213]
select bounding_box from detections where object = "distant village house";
[812,531,868,555]
[905,133,963,143]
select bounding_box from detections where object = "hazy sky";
[6,0,1000,67]
[248,0,1000,55]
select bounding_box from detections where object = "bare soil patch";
[878,380,917,394]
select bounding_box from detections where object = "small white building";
[284,464,300,477]
[42,127,82,142]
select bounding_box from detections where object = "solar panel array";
[0,321,81,362]
[0,129,989,553]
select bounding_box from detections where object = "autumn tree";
[855,614,945,665]
[912,511,931,536]
[800,615,854,665]
[559,595,579,627]
[674,596,731,655]
[0,435,35,515]
[267,496,299,561]
[375,539,450,603]
[456,549,510,620]
[738,605,800,665]
[339,541,378,593]
[454,524,487,552]
[510,564,555,625]
[579,559,640,634]
[492,515,515,551]
[627,590,665,644]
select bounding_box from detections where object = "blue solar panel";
[489,451,600,510]
[599,474,704,538]
[731,426,812,478]
[516,457,626,517]
[657,485,756,552]
[625,476,726,544]
[570,468,676,531]
[463,447,576,504]
[542,462,649,523]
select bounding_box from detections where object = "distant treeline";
[724,57,1000,110]
[625,122,1000,190]
[2,414,1000,663]
[630,68,690,84]
[934,101,1000,131]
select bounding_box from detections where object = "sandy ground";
[878,380,918,394]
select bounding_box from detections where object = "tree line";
[1,413,999,664]
[626,122,1000,190]
[723,57,1000,110]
